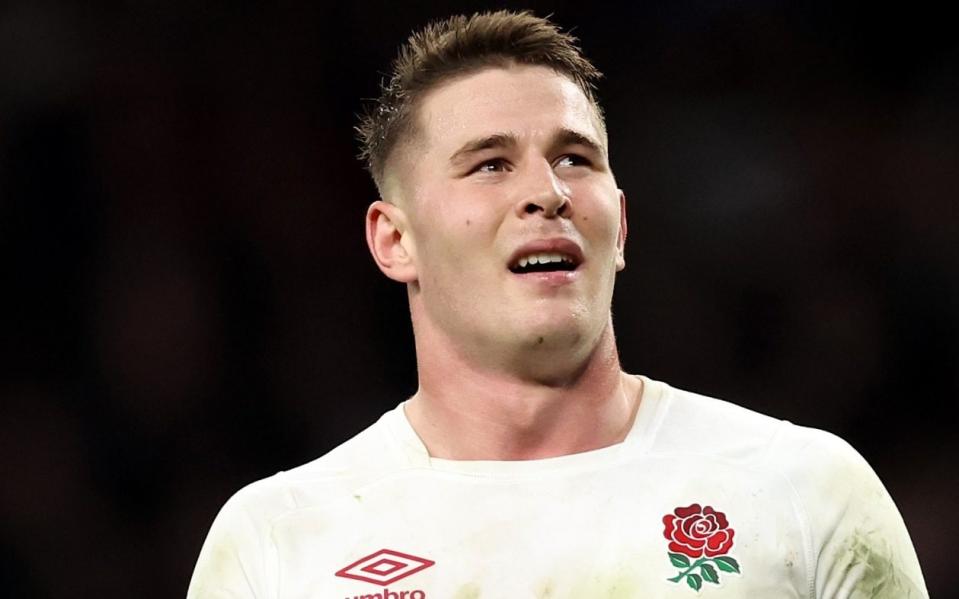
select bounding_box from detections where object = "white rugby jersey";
[188,377,927,598]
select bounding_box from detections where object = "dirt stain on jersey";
[453,582,481,598]
[188,540,242,597]
[534,569,640,599]
[534,579,555,598]
[844,530,923,599]
[567,571,641,598]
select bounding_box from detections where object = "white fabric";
[187,377,927,598]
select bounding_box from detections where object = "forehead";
[415,65,603,154]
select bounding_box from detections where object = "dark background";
[2,1,956,597]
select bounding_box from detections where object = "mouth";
[507,239,584,276]
[508,252,580,274]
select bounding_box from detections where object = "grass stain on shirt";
[453,582,481,598]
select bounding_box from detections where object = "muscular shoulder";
[648,382,889,497]
[187,410,407,598]
[645,383,790,466]
[646,381,927,597]
[219,408,407,523]
[767,424,928,596]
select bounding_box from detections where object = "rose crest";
[662,503,741,592]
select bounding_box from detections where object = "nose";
[515,162,573,219]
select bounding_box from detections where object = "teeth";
[515,252,575,269]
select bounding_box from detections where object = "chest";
[271,467,809,598]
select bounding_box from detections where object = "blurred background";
[1,1,956,596]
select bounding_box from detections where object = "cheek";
[416,184,495,234]
[414,215,494,285]
[574,182,621,232]
[577,213,622,267]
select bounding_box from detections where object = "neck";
[405,320,643,461]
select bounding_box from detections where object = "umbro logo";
[336,548,434,598]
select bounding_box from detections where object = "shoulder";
[217,406,409,524]
[645,381,790,466]
[188,407,409,597]
[647,379,927,597]
[769,424,928,595]
[648,379,877,482]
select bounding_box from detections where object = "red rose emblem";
[663,503,735,559]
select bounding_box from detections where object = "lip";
[506,238,585,271]
[512,269,580,287]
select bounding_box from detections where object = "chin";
[515,320,587,351]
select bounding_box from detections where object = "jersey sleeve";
[776,427,928,599]
[187,487,279,599]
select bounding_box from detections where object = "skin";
[366,65,642,460]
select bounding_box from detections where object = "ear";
[366,200,418,283]
[615,190,627,272]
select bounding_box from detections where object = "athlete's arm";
[187,491,273,599]
[778,429,928,598]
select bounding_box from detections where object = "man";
[188,11,927,598]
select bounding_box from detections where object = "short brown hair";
[356,10,604,194]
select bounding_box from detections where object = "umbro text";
[345,589,425,599]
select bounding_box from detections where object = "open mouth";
[508,252,580,274]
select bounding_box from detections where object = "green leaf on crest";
[668,553,690,568]
[701,563,719,583]
[714,556,741,573]
[687,574,703,591]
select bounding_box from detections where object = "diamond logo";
[335,549,435,586]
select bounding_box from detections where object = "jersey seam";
[760,421,818,599]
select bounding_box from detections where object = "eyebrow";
[551,129,606,159]
[447,128,606,167]
[448,132,518,167]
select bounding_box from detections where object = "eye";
[471,158,510,174]
[554,154,591,168]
